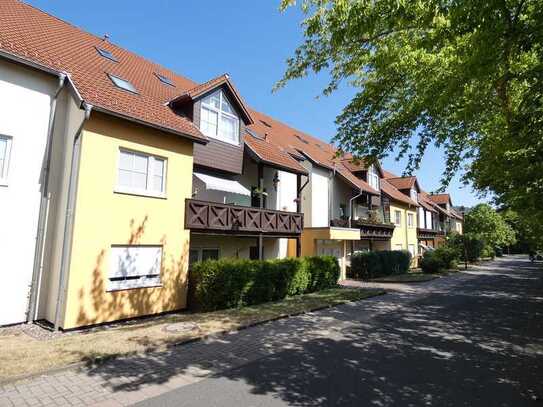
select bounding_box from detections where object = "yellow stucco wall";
[389,203,418,266]
[61,113,194,329]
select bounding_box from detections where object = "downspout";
[348,190,364,228]
[27,72,66,322]
[53,102,92,330]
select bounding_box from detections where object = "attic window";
[155,73,175,87]
[295,134,309,144]
[259,120,272,128]
[96,47,118,62]
[108,74,138,94]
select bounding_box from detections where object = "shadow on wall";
[79,258,543,406]
[73,214,189,328]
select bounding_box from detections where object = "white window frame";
[107,245,163,292]
[367,165,380,190]
[115,148,167,198]
[394,210,402,226]
[408,244,416,257]
[407,212,415,228]
[200,90,240,145]
[410,188,418,203]
[0,135,13,186]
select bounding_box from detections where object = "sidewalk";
[0,271,476,407]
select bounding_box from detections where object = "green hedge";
[188,256,340,312]
[420,251,445,273]
[350,250,411,280]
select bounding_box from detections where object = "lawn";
[0,287,383,382]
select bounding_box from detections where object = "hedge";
[420,251,445,274]
[350,250,411,280]
[188,256,340,312]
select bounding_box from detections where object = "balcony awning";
[193,172,251,196]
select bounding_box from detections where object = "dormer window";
[410,188,418,203]
[200,89,239,145]
[367,164,380,190]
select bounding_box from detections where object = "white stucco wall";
[310,166,330,227]
[0,59,56,325]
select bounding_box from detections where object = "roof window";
[108,74,138,94]
[155,73,175,87]
[96,47,118,62]
[259,120,272,128]
[295,134,309,144]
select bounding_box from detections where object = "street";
[1,256,541,406]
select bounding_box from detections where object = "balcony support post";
[296,237,301,257]
[258,163,264,260]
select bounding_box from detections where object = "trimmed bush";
[433,246,459,269]
[189,256,339,312]
[350,250,411,280]
[420,251,445,274]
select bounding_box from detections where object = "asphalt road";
[135,256,543,407]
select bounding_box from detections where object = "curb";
[0,289,386,386]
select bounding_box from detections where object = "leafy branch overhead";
[277,0,542,247]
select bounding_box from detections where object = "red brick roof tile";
[244,134,307,175]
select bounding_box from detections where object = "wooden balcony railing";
[185,199,303,236]
[417,228,445,239]
[331,218,395,240]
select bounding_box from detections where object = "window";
[456,222,462,232]
[0,135,12,185]
[155,73,175,87]
[189,248,220,267]
[408,244,416,257]
[108,246,162,291]
[394,210,402,226]
[426,211,433,230]
[367,165,380,190]
[108,74,138,94]
[200,90,239,144]
[116,149,166,197]
[410,188,418,203]
[407,213,415,228]
[96,47,118,62]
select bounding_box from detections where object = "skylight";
[108,74,138,94]
[295,134,309,144]
[155,73,175,87]
[259,120,272,128]
[96,47,118,62]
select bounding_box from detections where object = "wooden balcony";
[357,220,395,240]
[185,199,303,236]
[417,228,445,239]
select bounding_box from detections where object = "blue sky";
[27,0,486,207]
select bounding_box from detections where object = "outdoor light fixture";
[273,171,280,191]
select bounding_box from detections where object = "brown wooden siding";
[192,99,245,174]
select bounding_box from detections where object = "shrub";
[189,256,338,312]
[495,247,504,257]
[433,246,459,269]
[448,233,485,262]
[303,255,341,293]
[350,250,411,280]
[420,251,445,274]
[481,245,496,259]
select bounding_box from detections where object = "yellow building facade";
[389,203,419,267]
[60,113,194,329]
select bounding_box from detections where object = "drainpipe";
[53,102,92,330]
[348,190,364,228]
[27,73,66,322]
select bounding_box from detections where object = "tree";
[276,0,543,228]
[465,204,516,249]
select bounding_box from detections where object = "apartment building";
[0,0,463,328]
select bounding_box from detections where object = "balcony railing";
[185,199,303,236]
[330,217,395,240]
[417,228,445,239]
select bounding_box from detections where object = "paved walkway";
[0,256,541,406]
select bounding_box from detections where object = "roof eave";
[244,143,308,175]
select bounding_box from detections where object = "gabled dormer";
[170,74,253,174]
[386,176,420,204]
[341,157,383,192]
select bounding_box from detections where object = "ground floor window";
[189,247,220,267]
[408,244,416,257]
[108,245,162,291]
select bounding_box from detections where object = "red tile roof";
[381,180,418,207]
[0,0,207,143]
[429,193,452,205]
[418,191,438,213]
[382,169,398,179]
[386,176,417,190]
[244,134,307,175]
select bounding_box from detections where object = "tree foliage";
[277,0,543,229]
[465,204,516,248]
